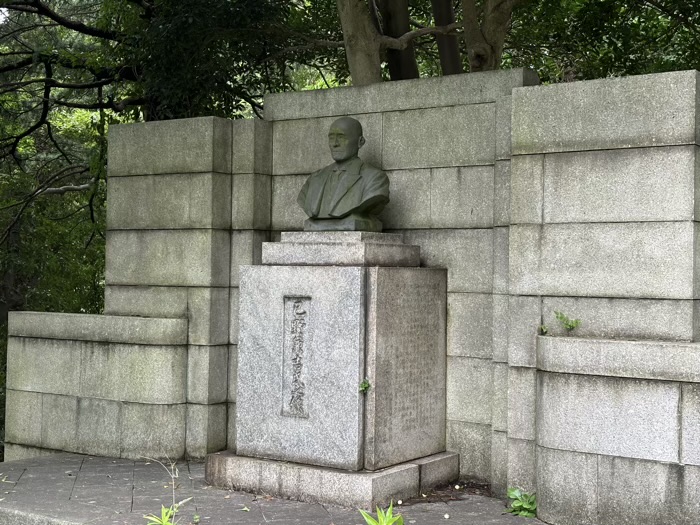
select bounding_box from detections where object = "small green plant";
[506,487,537,518]
[554,311,581,332]
[359,501,404,525]
[359,378,371,394]
[142,458,193,525]
[144,506,176,525]
[539,325,548,335]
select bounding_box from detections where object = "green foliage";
[554,311,581,332]
[539,325,548,336]
[359,378,371,394]
[359,501,404,525]
[144,506,176,525]
[506,488,537,518]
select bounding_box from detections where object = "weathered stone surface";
[281,231,404,244]
[507,438,536,493]
[536,447,598,525]
[205,451,422,510]
[7,337,81,396]
[120,403,186,460]
[227,402,236,451]
[186,404,227,459]
[236,265,366,470]
[104,285,188,318]
[447,293,493,358]
[493,227,509,294]
[446,421,491,481]
[430,166,494,228]
[542,296,694,341]
[446,357,492,424]
[544,146,696,223]
[5,390,42,447]
[507,367,536,441]
[108,117,232,176]
[494,161,511,227]
[229,288,239,346]
[492,294,509,363]
[3,443,62,462]
[187,345,228,404]
[80,342,187,404]
[231,173,271,230]
[230,230,268,287]
[537,371,680,462]
[379,169,431,229]
[512,70,699,154]
[682,384,700,465]
[187,287,229,345]
[106,229,231,287]
[510,154,543,224]
[231,119,272,175]
[402,229,493,293]
[363,267,447,470]
[107,172,232,229]
[264,68,539,121]
[227,345,238,403]
[8,312,187,345]
[491,363,508,432]
[508,295,540,368]
[76,398,121,457]
[537,336,700,383]
[383,104,495,170]
[272,114,382,175]
[411,452,459,491]
[270,174,307,231]
[262,239,420,267]
[509,222,696,299]
[490,431,508,497]
[496,95,513,160]
[41,394,78,452]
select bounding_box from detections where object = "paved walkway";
[0,453,544,525]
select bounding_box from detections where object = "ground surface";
[0,453,544,525]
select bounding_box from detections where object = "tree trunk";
[378,0,419,80]
[336,0,383,85]
[430,0,463,75]
[462,0,518,71]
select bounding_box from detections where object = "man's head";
[328,117,365,162]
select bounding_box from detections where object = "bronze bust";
[297,117,390,232]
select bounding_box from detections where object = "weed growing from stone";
[506,487,537,518]
[359,378,371,394]
[142,458,193,525]
[359,501,404,525]
[554,311,581,333]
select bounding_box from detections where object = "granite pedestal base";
[205,451,459,510]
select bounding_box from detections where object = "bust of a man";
[297,117,390,232]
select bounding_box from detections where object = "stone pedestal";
[205,232,457,508]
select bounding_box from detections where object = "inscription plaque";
[282,296,312,418]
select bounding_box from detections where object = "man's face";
[328,121,361,162]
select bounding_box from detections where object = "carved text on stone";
[282,296,311,418]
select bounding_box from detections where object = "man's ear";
[358,136,366,149]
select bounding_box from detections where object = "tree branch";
[52,96,146,112]
[380,21,462,50]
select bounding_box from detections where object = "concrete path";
[0,453,544,525]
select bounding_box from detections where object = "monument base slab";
[205,451,459,509]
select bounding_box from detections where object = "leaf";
[359,509,379,525]
[239,506,250,512]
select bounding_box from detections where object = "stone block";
[186,404,227,459]
[272,114,382,175]
[120,403,186,460]
[270,174,307,231]
[379,169,431,229]
[510,222,696,299]
[231,173,271,230]
[104,286,188,318]
[507,438,536,493]
[597,455,685,525]
[537,371,680,462]
[40,394,78,452]
[363,267,447,470]
[7,337,81,396]
[446,421,491,481]
[492,294,509,363]
[230,230,268,287]
[507,367,536,440]
[80,342,187,404]
[227,345,238,404]
[536,447,598,525]
[108,117,232,176]
[231,119,272,175]
[411,452,459,492]
[264,68,539,120]
[496,95,512,160]
[508,295,540,368]
[447,293,493,358]
[229,289,239,345]
[512,70,699,154]
[106,229,231,287]
[262,239,420,267]
[537,336,700,383]
[493,227,509,294]
[682,384,700,465]
[3,444,63,462]
[8,311,187,345]
[510,154,543,224]
[383,104,495,170]
[5,390,42,447]
[402,229,493,293]
[187,345,228,404]
[429,166,494,228]
[494,161,510,227]
[107,172,231,230]
[446,357,492,424]
[490,431,508,497]
[76,398,121,457]
[187,287,229,345]
[542,296,694,341]
[544,146,696,223]
[491,363,508,432]
[227,402,236,451]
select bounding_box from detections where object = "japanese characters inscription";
[282,296,311,418]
